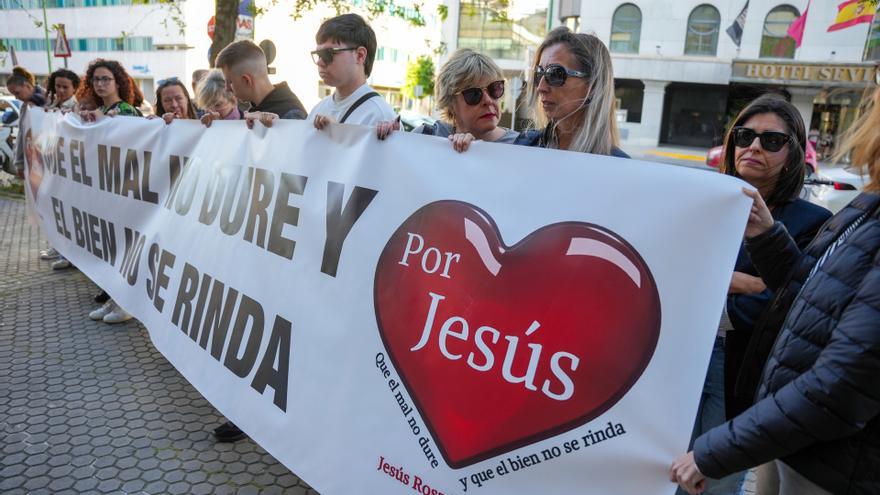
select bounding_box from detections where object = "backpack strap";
[339,91,380,124]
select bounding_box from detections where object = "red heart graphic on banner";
[375,201,661,469]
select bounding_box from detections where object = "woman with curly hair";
[78,59,142,121]
[45,69,80,111]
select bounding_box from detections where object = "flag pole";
[862,5,878,60]
[41,0,52,72]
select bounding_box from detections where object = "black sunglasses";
[457,80,505,106]
[732,126,791,152]
[310,46,359,65]
[534,64,588,87]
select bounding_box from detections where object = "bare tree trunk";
[210,0,239,68]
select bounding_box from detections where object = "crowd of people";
[6,12,880,494]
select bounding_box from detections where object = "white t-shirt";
[307,83,396,126]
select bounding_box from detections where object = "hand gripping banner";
[23,109,751,494]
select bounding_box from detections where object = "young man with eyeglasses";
[211,39,307,128]
[309,14,396,130]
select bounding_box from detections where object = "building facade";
[0,0,219,104]
[564,0,879,150]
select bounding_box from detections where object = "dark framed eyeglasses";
[534,64,588,87]
[91,76,114,85]
[457,80,505,106]
[732,127,791,152]
[157,77,180,87]
[310,46,359,65]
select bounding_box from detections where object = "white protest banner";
[23,109,752,494]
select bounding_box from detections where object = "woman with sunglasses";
[519,28,625,157]
[673,86,880,495]
[78,59,142,122]
[675,94,831,495]
[152,77,198,124]
[376,48,518,152]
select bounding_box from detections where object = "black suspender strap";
[339,91,380,123]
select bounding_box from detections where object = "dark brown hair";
[46,69,81,103]
[154,79,197,119]
[81,59,137,107]
[316,13,377,77]
[7,66,36,87]
[720,94,807,207]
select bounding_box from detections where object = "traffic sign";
[53,24,71,58]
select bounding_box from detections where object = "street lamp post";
[41,0,53,72]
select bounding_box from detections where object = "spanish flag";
[827,0,875,32]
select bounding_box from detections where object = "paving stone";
[0,198,319,495]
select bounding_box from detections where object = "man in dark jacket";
[672,191,880,495]
[214,39,307,123]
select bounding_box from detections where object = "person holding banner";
[196,69,243,124]
[152,77,198,124]
[6,66,47,108]
[375,48,519,152]
[520,27,628,158]
[309,14,396,130]
[78,59,143,121]
[40,69,83,270]
[672,86,880,495]
[681,94,831,495]
[45,69,80,112]
[210,39,307,129]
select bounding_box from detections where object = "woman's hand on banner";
[376,116,401,140]
[244,111,278,129]
[78,109,101,123]
[449,132,475,153]
[201,111,221,128]
[162,112,178,125]
[729,271,766,294]
[742,188,774,239]
[669,451,706,494]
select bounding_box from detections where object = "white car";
[802,164,866,213]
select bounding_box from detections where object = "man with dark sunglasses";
[212,39,307,129]
[308,14,395,130]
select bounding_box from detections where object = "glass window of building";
[610,4,642,54]
[684,4,720,56]
[614,79,644,123]
[457,0,548,61]
[760,5,799,59]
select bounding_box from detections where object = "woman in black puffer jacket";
[671,87,880,495]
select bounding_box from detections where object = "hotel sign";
[731,60,878,88]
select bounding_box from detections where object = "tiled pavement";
[0,196,318,494]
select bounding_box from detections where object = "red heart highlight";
[375,201,661,469]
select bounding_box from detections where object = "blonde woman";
[376,48,518,152]
[520,27,627,157]
[671,86,880,494]
[196,69,243,127]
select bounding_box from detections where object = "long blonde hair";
[835,87,880,193]
[525,28,619,155]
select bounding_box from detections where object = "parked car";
[398,110,436,132]
[1,96,23,173]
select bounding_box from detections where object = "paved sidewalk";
[0,197,318,494]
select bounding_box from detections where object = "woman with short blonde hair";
[376,48,518,152]
[196,69,242,123]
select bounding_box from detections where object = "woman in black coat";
[671,87,880,495]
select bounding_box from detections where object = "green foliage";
[403,55,435,100]
[437,4,448,21]
[289,0,427,27]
